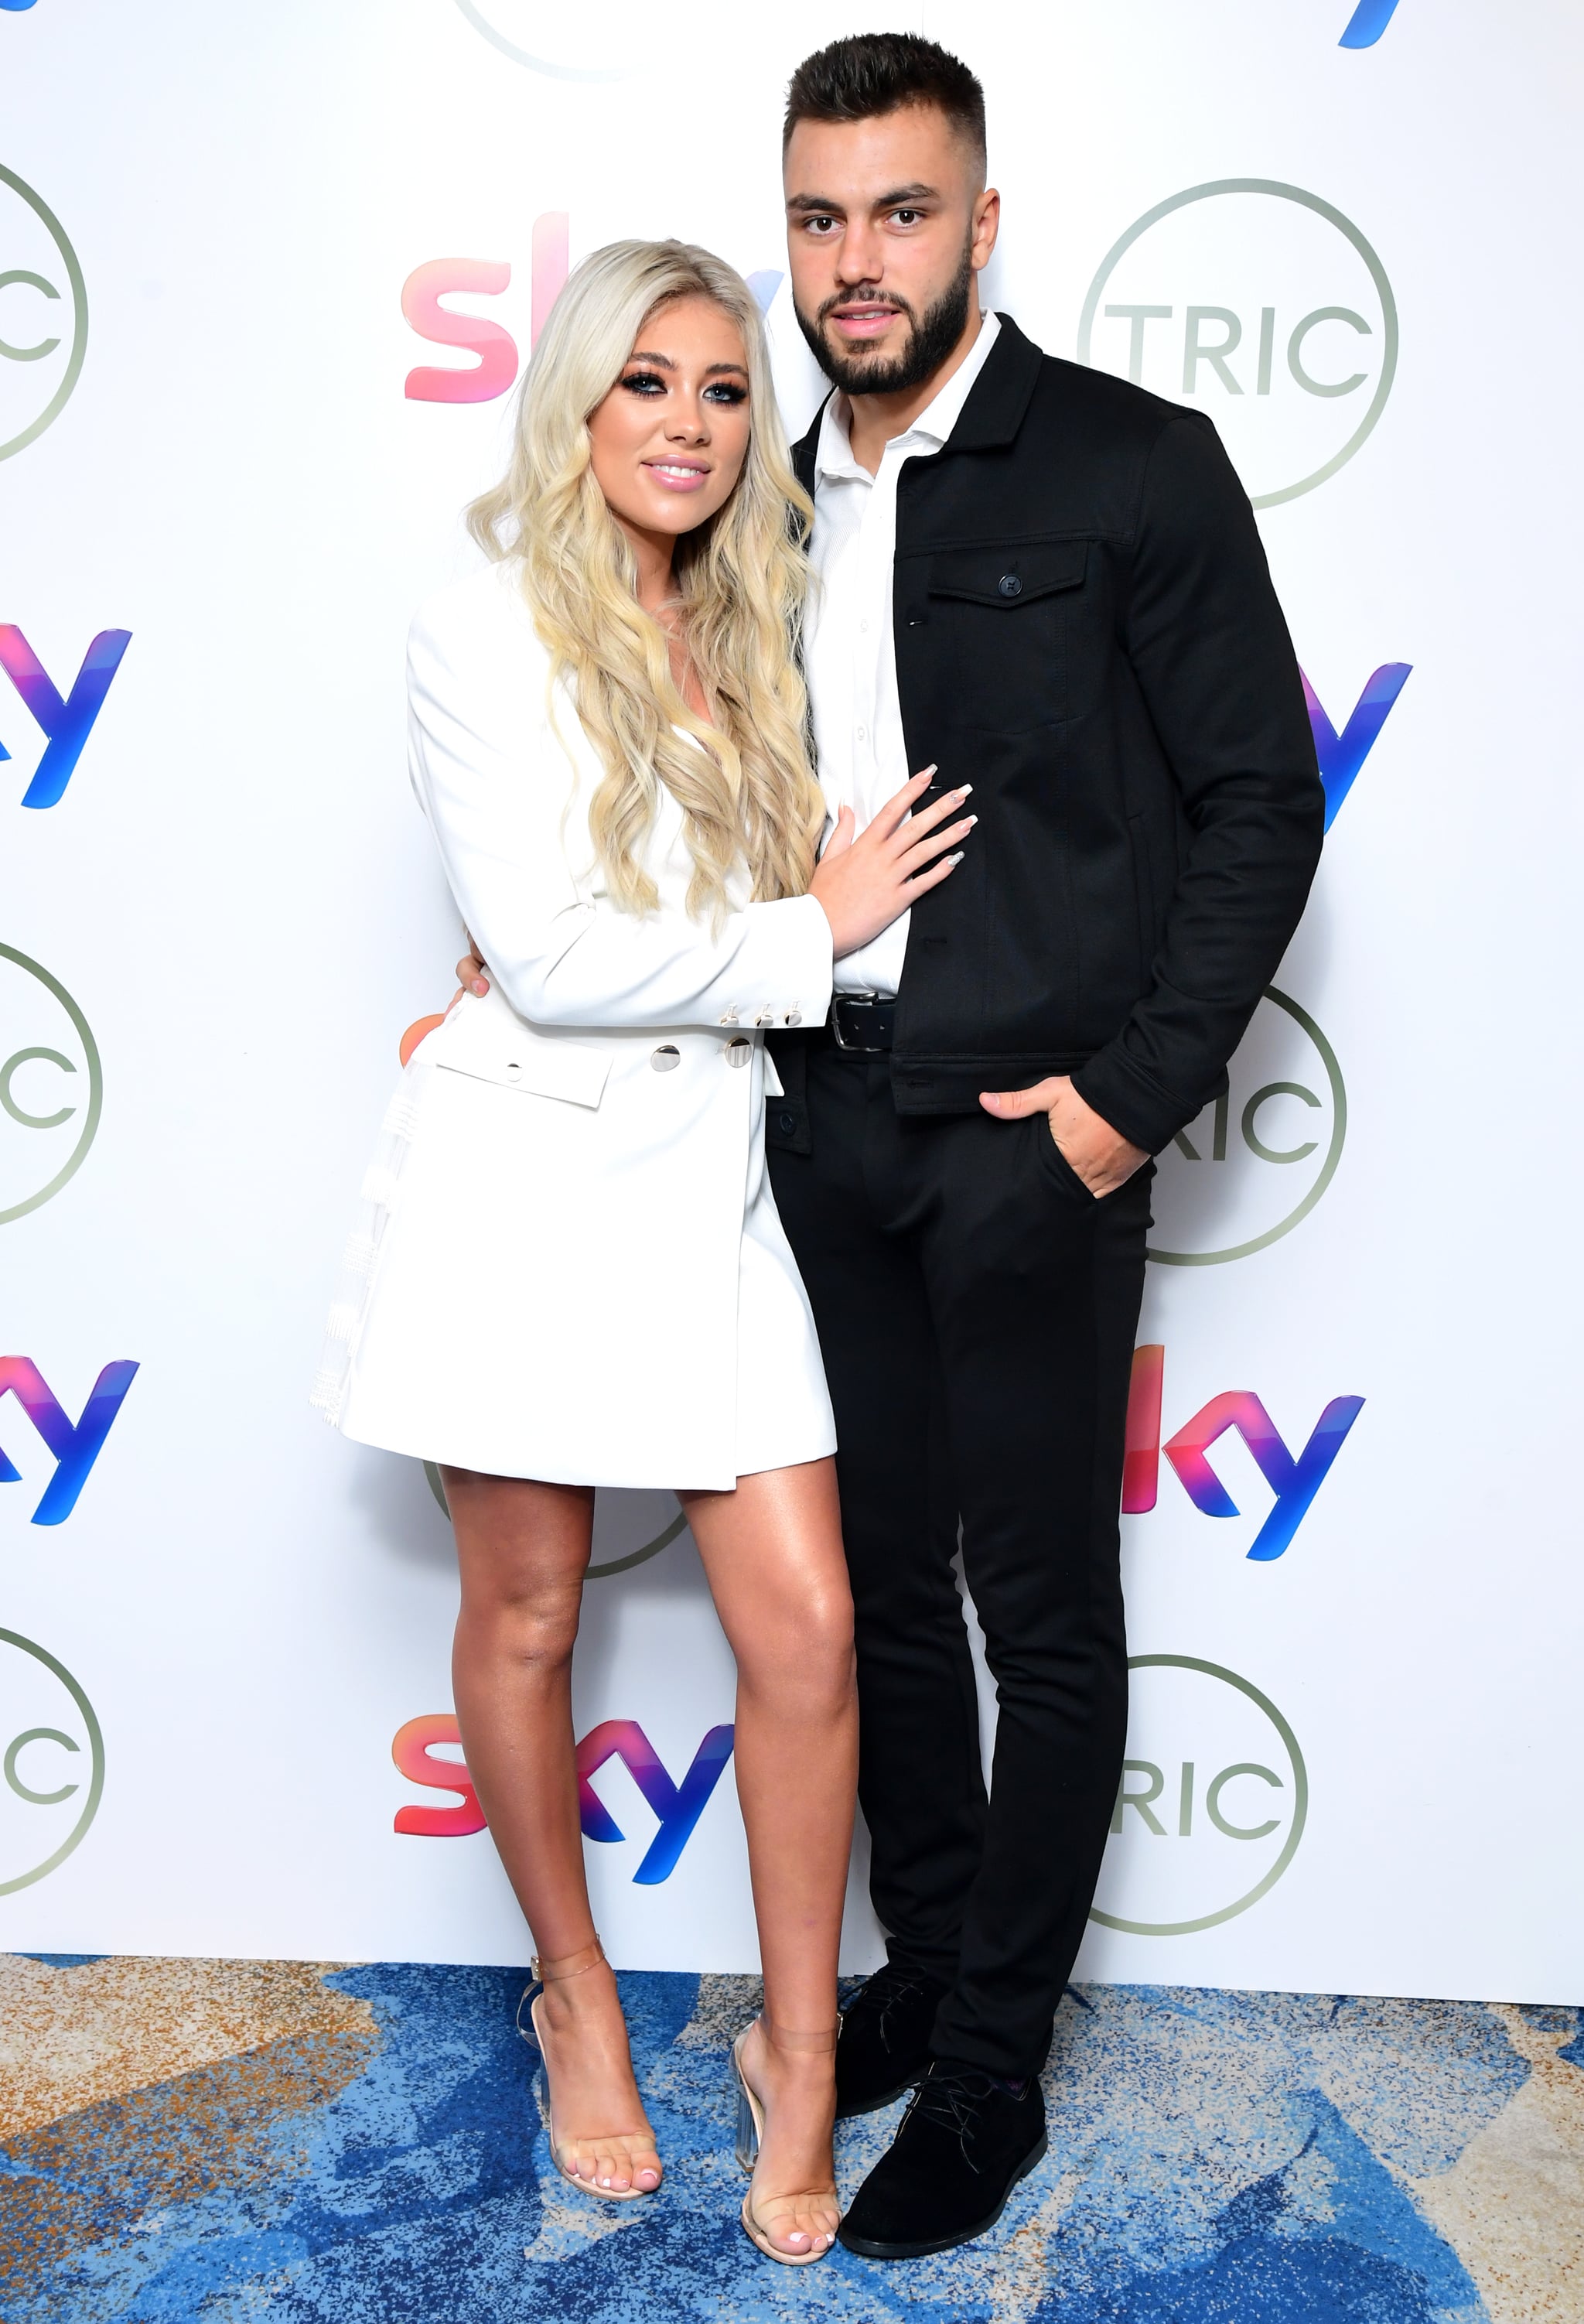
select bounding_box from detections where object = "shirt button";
[855,725,867,742]
[859,619,870,633]
[650,1044,681,1071]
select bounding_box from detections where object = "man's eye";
[805,216,837,235]
[892,209,921,226]
[620,371,666,395]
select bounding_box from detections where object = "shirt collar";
[814,309,1003,485]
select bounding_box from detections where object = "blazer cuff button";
[650,1044,681,1071]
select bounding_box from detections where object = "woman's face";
[586,295,753,545]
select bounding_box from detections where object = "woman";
[313,241,972,2263]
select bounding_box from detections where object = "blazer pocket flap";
[431,1014,609,1109]
[928,541,1089,608]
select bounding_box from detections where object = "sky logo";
[0,1357,138,1525]
[392,1714,735,1882]
[0,3,41,13]
[1124,1345,1364,1561]
[1340,0,1400,49]
[1302,661,1412,831]
[403,233,780,405]
[0,626,132,808]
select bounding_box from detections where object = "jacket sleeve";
[406,593,833,1034]
[1070,413,1325,1155]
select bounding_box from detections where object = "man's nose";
[835,223,885,285]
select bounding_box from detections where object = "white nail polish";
[957,784,974,798]
[946,851,964,866]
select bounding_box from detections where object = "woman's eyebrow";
[625,350,676,368]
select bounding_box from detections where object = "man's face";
[783,104,999,397]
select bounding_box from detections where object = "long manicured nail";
[956,784,974,798]
[945,850,964,865]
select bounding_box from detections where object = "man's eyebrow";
[786,183,940,214]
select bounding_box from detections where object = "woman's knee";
[738,1584,855,1707]
[457,1574,583,1673]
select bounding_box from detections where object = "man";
[459,29,1323,2263]
[767,32,1322,2261]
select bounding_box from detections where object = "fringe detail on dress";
[309,1077,423,1427]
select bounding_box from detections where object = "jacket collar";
[792,311,1043,490]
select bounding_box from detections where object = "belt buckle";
[831,992,883,1054]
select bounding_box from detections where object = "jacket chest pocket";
[923,542,1088,734]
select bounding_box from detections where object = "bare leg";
[682,1457,857,2257]
[443,1467,661,2195]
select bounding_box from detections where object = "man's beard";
[794,241,975,398]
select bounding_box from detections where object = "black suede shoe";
[837,2060,1047,2259]
[834,1963,950,2119]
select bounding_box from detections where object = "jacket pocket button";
[777,1111,796,1135]
[725,1037,752,1068]
[998,573,1022,597]
[650,1044,681,1071]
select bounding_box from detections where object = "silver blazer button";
[650,1044,681,1071]
[725,1036,753,1068]
[783,1010,802,1027]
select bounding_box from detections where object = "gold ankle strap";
[531,1936,606,1984]
[760,2017,840,2053]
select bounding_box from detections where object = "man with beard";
[766,32,1323,2261]
[455,30,1323,2262]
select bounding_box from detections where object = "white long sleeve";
[405,567,832,1034]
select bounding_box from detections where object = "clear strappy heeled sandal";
[517,1936,660,2201]
[730,2018,842,2264]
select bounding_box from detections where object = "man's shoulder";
[1025,344,1210,457]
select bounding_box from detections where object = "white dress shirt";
[804,310,1002,997]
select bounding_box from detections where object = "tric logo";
[1,626,131,807]
[1124,1346,1364,1561]
[1302,661,1412,829]
[0,1359,138,1524]
[392,1714,735,1883]
[1340,0,1399,47]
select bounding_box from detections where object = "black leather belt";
[829,993,896,1053]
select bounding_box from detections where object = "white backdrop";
[2,0,1581,2001]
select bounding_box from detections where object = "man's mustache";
[815,289,918,330]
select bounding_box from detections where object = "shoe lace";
[845,1962,933,2040]
[906,2065,1002,2163]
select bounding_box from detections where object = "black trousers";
[768,1037,1152,2080]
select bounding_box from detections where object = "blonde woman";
[313,241,972,2263]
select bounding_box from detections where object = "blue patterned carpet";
[2,1958,1580,2322]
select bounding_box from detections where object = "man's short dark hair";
[783,32,986,174]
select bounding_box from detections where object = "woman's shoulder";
[408,557,548,685]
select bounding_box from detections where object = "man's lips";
[643,459,711,492]
[829,303,906,340]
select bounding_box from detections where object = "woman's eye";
[620,371,666,395]
[703,382,747,405]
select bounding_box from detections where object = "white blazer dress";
[312,560,837,1491]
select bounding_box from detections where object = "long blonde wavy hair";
[468,240,824,921]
